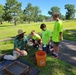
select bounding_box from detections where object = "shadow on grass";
[0,24,13,28]
[46,56,76,75]
[0,32,41,42]
[1,49,13,55]
[1,40,76,75]
[68,29,76,33]
[63,29,76,41]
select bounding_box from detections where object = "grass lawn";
[0,20,76,75]
[0,40,76,75]
[63,28,76,41]
[0,20,76,41]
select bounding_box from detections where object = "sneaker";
[51,53,59,58]
[53,54,59,58]
[50,48,54,52]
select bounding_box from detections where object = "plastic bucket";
[36,51,46,67]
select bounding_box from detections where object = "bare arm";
[14,48,21,53]
[40,38,42,44]
[59,32,63,41]
[14,48,25,55]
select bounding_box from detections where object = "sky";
[0,0,76,17]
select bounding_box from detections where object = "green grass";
[0,20,76,75]
[0,20,76,41]
[63,28,76,41]
[0,40,76,75]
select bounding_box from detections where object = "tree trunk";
[13,13,16,26]
[14,20,16,26]
[28,20,30,23]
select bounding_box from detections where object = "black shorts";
[53,42,60,46]
[32,39,41,44]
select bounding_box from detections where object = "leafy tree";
[3,3,12,22]
[65,4,76,19]
[5,0,22,25]
[60,14,65,20]
[23,3,41,23]
[38,14,45,22]
[48,6,60,15]
[33,6,41,22]
[43,16,50,21]
[23,3,33,23]
[0,4,4,24]
[18,10,26,23]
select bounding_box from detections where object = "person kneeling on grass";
[4,29,29,60]
[30,30,42,48]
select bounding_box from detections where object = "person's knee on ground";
[20,50,28,56]
[13,51,20,57]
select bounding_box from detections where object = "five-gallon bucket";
[36,51,46,67]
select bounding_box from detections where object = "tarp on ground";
[0,59,39,75]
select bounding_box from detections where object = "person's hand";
[40,40,42,44]
[20,51,25,55]
[20,50,28,56]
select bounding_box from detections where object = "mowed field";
[0,20,76,40]
[0,20,76,75]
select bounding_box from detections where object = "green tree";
[23,3,41,23]
[3,3,12,22]
[38,14,45,22]
[48,6,60,15]
[18,10,26,23]
[44,16,50,21]
[0,4,4,24]
[60,14,65,20]
[65,4,76,19]
[5,0,22,25]
[33,6,41,22]
[23,3,33,23]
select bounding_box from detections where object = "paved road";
[59,40,76,66]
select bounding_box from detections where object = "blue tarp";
[0,59,39,75]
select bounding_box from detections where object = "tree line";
[0,0,76,25]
